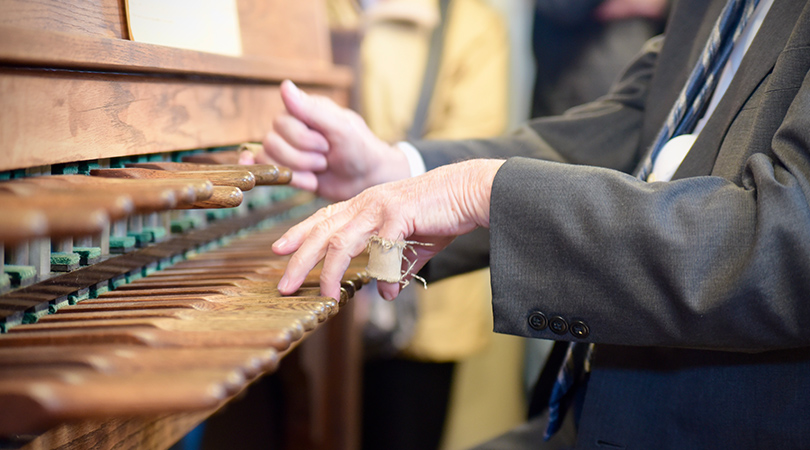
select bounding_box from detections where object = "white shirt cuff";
[395,141,427,177]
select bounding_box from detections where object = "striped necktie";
[543,0,762,440]
[635,0,762,181]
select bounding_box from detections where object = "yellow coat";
[360,0,508,143]
[360,0,508,362]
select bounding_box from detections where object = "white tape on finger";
[365,236,431,288]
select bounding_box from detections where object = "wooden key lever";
[0,196,110,239]
[0,208,47,245]
[126,162,292,186]
[0,181,135,219]
[175,186,243,209]
[91,167,256,191]
[6,174,216,212]
[0,369,236,435]
[0,345,280,379]
[18,174,242,210]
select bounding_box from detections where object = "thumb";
[280,80,346,136]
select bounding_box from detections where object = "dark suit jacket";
[416,0,810,447]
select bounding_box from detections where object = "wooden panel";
[0,0,334,65]
[0,69,346,171]
[0,26,352,87]
[13,410,216,450]
[238,0,332,64]
[0,0,126,39]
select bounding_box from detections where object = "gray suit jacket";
[416,0,810,447]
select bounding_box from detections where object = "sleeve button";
[549,316,568,335]
[569,320,590,339]
[528,312,548,330]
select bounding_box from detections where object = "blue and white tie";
[544,0,762,440]
[635,0,762,181]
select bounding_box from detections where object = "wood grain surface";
[0,72,346,172]
[125,162,289,186]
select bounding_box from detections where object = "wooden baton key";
[127,162,291,186]
[91,168,256,191]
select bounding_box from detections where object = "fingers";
[274,114,329,153]
[369,219,410,300]
[280,80,349,136]
[263,126,326,172]
[238,150,255,165]
[376,235,454,301]
[250,145,319,192]
[377,281,401,301]
[275,201,386,300]
[272,205,338,256]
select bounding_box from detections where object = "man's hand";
[272,159,505,301]
[241,80,412,201]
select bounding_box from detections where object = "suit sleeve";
[417,35,663,175]
[416,36,662,282]
[489,62,810,352]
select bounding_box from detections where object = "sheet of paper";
[126,0,243,57]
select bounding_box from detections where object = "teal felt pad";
[49,297,69,313]
[69,289,90,305]
[109,276,127,290]
[126,270,142,283]
[52,163,80,175]
[142,263,159,277]
[4,265,37,285]
[248,194,273,209]
[23,311,48,324]
[127,231,151,247]
[73,247,101,259]
[90,283,109,298]
[172,150,197,162]
[73,247,102,265]
[50,252,80,266]
[78,161,101,175]
[110,236,137,249]
[142,226,167,242]
[171,218,196,233]
[207,209,236,221]
[0,318,21,333]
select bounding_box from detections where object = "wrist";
[367,139,414,186]
[395,142,427,177]
[473,159,505,228]
[451,159,504,229]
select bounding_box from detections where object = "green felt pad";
[4,265,37,284]
[78,161,101,175]
[110,236,137,249]
[50,252,81,266]
[142,226,167,241]
[207,209,236,221]
[127,231,151,247]
[52,163,80,175]
[73,247,102,259]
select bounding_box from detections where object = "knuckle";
[309,220,332,239]
[328,232,352,252]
